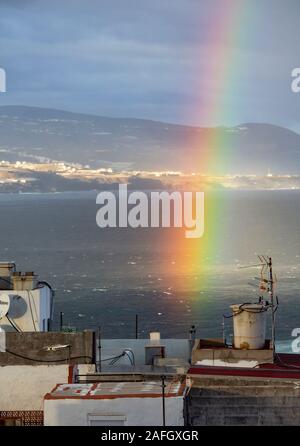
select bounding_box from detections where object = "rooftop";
[45,381,184,400]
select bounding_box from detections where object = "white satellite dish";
[0,293,10,319]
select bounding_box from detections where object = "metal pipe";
[135,314,138,339]
[161,375,166,426]
[98,326,102,372]
[67,345,71,364]
[60,312,64,331]
[268,257,276,362]
[188,325,196,364]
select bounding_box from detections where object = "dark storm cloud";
[0,0,300,128]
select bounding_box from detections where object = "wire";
[238,302,269,314]
[29,289,40,329]
[4,348,93,363]
[100,354,124,363]
[6,315,21,332]
[275,353,300,370]
[123,351,133,366]
[223,302,269,320]
[36,281,53,292]
[123,349,135,366]
[100,350,136,366]
[26,290,37,332]
[109,356,124,366]
[29,289,39,321]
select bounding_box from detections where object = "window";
[87,414,126,426]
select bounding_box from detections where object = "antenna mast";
[239,255,277,363]
[258,255,276,362]
[267,257,276,362]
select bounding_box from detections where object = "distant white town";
[0,159,300,192]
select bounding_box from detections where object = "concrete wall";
[44,396,184,426]
[0,331,95,365]
[185,375,300,426]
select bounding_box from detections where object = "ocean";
[0,190,299,350]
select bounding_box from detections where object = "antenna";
[238,256,277,362]
[267,257,276,363]
[0,293,10,319]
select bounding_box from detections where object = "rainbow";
[172,1,250,290]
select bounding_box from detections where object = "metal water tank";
[230,303,267,350]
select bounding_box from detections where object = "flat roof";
[45,381,184,400]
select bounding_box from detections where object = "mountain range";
[0,105,299,174]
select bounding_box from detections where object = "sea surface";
[0,190,299,351]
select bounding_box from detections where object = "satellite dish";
[0,293,10,319]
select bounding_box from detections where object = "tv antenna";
[239,256,278,362]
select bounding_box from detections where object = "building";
[0,331,96,425]
[44,381,184,426]
[0,262,53,332]
[185,355,300,426]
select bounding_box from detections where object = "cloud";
[0,0,300,127]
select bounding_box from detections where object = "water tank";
[230,303,267,350]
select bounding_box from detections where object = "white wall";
[0,286,52,332]
[99,339,190,366]
[44,396,184,426]
[0,364,95,411]
[0,365,70,410]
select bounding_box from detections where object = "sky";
[0,0,300,129]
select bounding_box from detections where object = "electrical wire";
[29,289,40,330]
[36,281,53,292]
[29,289,39,322]
[101,350,136,366]
[275,353,300,370]
[224,302,269,319]
[100,354,124,363]
[4,348,93,363]
[26,290,37,332]
[123,349,135,366]
[123,351,133,366]
[6,315,21,332]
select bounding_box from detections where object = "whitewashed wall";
[0,364,94,411]
[98,339,190,366]
[44,395,184,426]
